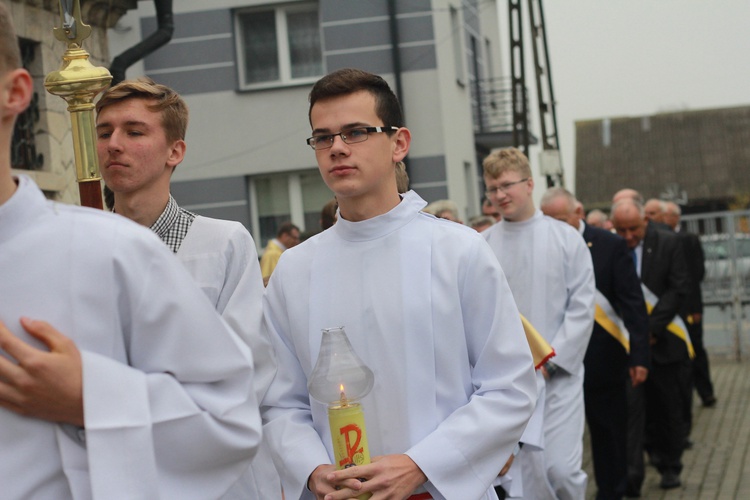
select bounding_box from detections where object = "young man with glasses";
[482,148,595,499]
[261,68,537,500]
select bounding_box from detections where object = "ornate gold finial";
[53,0,92,47]
[45,0,112,208]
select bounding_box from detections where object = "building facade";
[108,0,515,249]
[575,105,750,213]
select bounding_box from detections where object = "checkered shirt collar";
[149,195,196,253]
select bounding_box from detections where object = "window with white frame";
[250,170,331,249]
[235,3,323,89]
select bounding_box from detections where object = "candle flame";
[339,384,348,405]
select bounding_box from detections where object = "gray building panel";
[396,0,432,15]
[325,49,393,75]
[186,204,251,230]
[146,65,237,95]
[144,37,235,71]
[171,176,247,206]
[326,43,436,74]
[141,9,232,38]
[321,0,431,21]
[397,15,435,44]
[407,155,447,184]
[397,44,437,71]
[323,20,391,50]
[171,176,251,230]
[411,184,448,203]
[323,15,433,49]
[320,1,389,22]
[324,30,435,74]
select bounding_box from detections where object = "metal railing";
[469,76,519,135]
[682,209,750,360]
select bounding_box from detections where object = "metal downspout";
[109,0,175,85]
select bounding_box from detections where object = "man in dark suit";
[542,189,650,500]
[645,198,701,445]
[665,201,716,408]
[611,199,691,492]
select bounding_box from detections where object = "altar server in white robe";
[261,68,537,500]
[0,11,261,497]
[482,148,595,500]
[96,78,280,499]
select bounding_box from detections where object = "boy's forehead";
[98,98,159,123]
[310,91,378,129]
[486,170,523,183]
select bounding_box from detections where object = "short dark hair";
[277,221,299,238]
[308,68,404,128]
[320,199,338,230]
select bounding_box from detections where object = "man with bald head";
[612,188,644,205]
[586,209,612,230]
[611,199,691,492]
[541,188,650,500]
[663,202,680,230]
[644,199,666,224]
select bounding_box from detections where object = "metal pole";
[508,0,529,156]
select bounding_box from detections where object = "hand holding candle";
[308,326,374,499]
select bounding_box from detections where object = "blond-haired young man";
[482,148,595,499]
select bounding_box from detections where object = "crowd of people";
[0,4,714,499]
[418,171,714,499]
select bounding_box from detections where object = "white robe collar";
[0,175,49,245]
[334,190,427,242]
[498,208,544,230]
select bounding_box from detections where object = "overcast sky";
[534,0,750,191]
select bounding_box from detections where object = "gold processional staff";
[45,0,112,209]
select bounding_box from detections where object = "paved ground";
[583,357,750,499]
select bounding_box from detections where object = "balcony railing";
[470,76,530,135]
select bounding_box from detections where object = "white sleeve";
[215,225,278,403]
[404,239,538,499]
[261,266,331,500]
[550,231,596,374]
[82,237,262,500]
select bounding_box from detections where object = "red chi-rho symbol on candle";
[339,423,365,467]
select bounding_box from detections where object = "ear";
[574,203,584,219]
[1,68,33,120]
[166,139,186,169]
[391,127,411,163]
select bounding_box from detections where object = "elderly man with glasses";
[482,148,595,500]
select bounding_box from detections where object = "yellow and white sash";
[520,314,555,370]
[641,284,695,359]
[593,289,630,352]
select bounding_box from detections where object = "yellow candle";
[328,396,372,500]
[328,402,371,468]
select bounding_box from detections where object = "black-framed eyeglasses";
[485,178,529,196]
[306,126,399,150]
